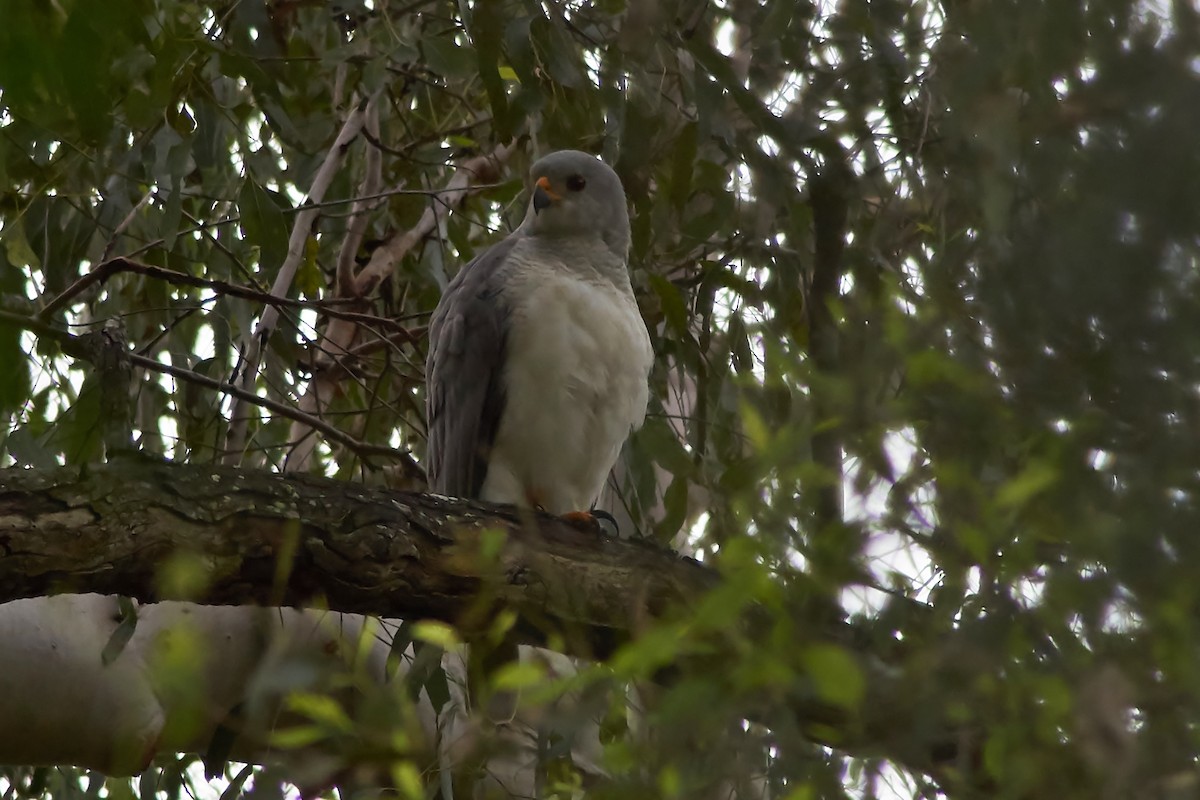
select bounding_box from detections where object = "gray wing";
[425,235,520,498]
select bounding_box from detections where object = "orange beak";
[532,176,561,213]
[535,176,562,200]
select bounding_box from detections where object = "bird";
[425,149,652,521]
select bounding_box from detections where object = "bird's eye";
[566,174,587,192]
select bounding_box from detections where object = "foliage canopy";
[2,0,1200,798]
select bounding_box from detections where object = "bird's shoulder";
[438,233,523,305]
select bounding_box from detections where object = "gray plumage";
[425,150,652,513]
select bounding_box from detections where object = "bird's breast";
[481,268,652,513]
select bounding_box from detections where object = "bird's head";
[521,150,631,259]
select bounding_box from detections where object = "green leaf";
[204,717,242,781]
[404,641,450,711]
[422,37,476,80]
[503,16,536,83]
[387,620,416,681]
[295,236,322,298]
[412,620,461,649]
[653,475,690,542]
[50,371,105,465]
[392,763,423,800]
[101,597,139,666]
[995,462,1058,508]
[668,122,698,211]
[610,623,688,679]
[286,693,353,732]
[470,0,513,138]
[0,291,31,416]
[635,416,693,477]
[648,273,690,335]
[530,16,585,88]
[4,425,57,469]
[493,661,546,692]
[3,220,40,269]
[270,725,327,749]
[237,178,290,275]
[803,644,864,709]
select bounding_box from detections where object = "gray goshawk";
[426,150,652,517]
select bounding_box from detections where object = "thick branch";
[807,158,852,530]
[0,459,976,787]
[0,459,709,659]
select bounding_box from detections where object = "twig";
[294,182,507,212]
[361,115,492,158]
[37,257,374,323]
[101,190,154,262]
[0,308,415,469]
[296,326,428,383]
[345,325,427,357]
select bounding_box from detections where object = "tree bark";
[0,458,974,788]
[0,457,713,659]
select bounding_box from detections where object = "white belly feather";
[480,271,652,514]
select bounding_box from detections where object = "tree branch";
[353,142,517,296]
[335,93,383,298]
[225,93,375,461]
[0,309,415,469]
[36,257,400,326]
[0,459,712,657]
[0,459,979,788]
[807,155,852,531]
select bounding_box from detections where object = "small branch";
[225,94,376,462]
[37,257,375,324]
[126,352,407,465]
[361,115,492,158]
[344,325,427,358]
[336,93,384,298]
[100,190,154,262]
[354,141,517,296]
[284,182,507,213]
[296,325,428,383]
[0,309,416,469]
[37,259,131,320]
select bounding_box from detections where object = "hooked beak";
[532,176,560,214]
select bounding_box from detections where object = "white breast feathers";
[480,256,652,515]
